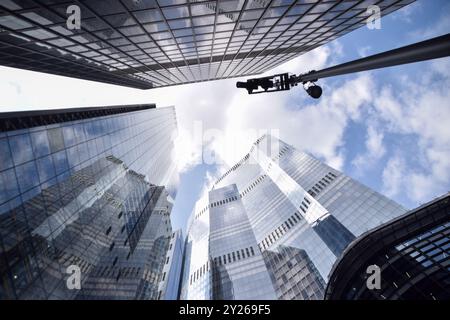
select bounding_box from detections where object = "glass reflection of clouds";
[0,105,179,299]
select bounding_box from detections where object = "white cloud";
[408,2,450,40]
[352,125,386,173]
[382,154,406,197]
[357,46,372,58]
[374,58,450,203]
[209,71,375,172]
[391,1,421,24]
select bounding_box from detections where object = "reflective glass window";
[30,130,50,157]
[10,133,33,165]
[0,138,13,171]
[47,128,65,153]
[16,161,39,192]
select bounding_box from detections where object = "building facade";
[325,193,450,300]
[180,134,407,300]
[158,229,184,300]
[0,104,180,299]
[0,0,414,89]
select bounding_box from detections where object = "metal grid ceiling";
[0,0,414,89]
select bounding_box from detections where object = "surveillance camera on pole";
[236,33,450,99]
[236,71,322,98]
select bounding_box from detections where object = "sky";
[1,0,449,236]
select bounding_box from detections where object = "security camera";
[306,84,322,99]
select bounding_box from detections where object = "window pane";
[16,161,39,192]
[0,138,13,171]
[36,155,55,183]
[10,134,33,165]
[52,150,69,175]
[62,125,76,148]
[0,168,19,203]
[47,128,65,153]
[30,130,51,157]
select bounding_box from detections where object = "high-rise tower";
[0,104,181,299]
[180,134,407,299]
[0,0,414,89]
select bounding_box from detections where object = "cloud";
[357,46,371,58]
[408,2,450,40]
[391,1,421,24]
[382,154,406,197]
[209,71,375,172]
[352,125,386,173]
[374,58,450,203]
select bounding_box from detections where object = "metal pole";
[296,33,450,83]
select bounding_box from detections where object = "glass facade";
[0,0,414,89]
[180,134,407,300]
[0,104,179,299]
[158,229,184,300]
[325,193,450,300]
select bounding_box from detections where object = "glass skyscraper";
[158,229,184,300]
[325,193,450,300]
[0,0,414,89]
[0,104,180,300]
[180,134,407,300]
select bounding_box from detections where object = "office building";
[0,0,414,89]
[158,229,184,300]
[0,104,179,299]
[325,193,450,300]
[180,134,406,299]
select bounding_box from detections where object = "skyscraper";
[0,0,414,89]
[180,134,407,300]
[0,104,180,299]
[325,193,450,300]
[158,229,184,300]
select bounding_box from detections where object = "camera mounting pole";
[236,33,450,98]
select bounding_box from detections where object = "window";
[47,127,65,153]
[30,131,50,157]
[16,161,39,192]
[10,134,33,165]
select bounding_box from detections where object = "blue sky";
[1,0,449,236]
